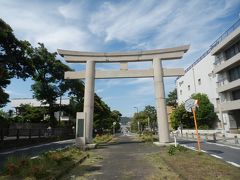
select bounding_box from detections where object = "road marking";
[0,139,75,155]
[178,138,240,150]
[206,142,240,150]
[19,147,30,151]
[181,145,197,151]
[0,150,16,155]
[179,143,240,168]
[226,161,240,168]
[30,156,39,159]
[210,154,222,159]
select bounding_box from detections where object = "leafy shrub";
[168,145,177,156]
[141,133,153,142]
[93,134,112,144]
[2,147,83,179]
[168,145,188,156]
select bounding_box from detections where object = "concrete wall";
[176,54,218,106]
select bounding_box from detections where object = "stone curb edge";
[55,153,90,179]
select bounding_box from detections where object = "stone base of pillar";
[153,141,177,146]
[76,143,97,151]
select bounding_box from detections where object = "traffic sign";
[184,98,195,112]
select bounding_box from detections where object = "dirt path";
[61,135,162,180]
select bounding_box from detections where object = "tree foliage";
[191,93,217,128]
[170,104,193,130]
[166,88,177,107]
[0,18,33,107]
[17,104,47,123]
[143,105,157,129]
[30,43,71,122]
[0,18,122,132]
[170,93,217,130]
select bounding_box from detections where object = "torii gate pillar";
[83,61,95,143]
[153,58,170,143]
[58,45,189,145]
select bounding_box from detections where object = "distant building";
[11,98,71,121]
[176,19,240,132]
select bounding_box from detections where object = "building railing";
[177,18,240,80]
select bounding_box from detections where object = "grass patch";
[93,134,113,144]
[147,146,240,180]
[0,146,86,179]
[139,132,157,142]
[59,152,104,179]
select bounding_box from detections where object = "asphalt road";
[177,138,240,167]
[0,139,75,169]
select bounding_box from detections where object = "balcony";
[217,78,240,93]
[211,27,240,55]
[220,99,240,112]
[214,53,240,74]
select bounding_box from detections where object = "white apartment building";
[212,27,240,131]
[176,19,240,132]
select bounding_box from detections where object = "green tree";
[191,93,217,129]
[170,93,217,130]
[143,105,157,129]
[0,18,33,107]
[16,104,47,123]
[170,104,193,130]
[111,110,122,131]
[166,88,177,107]
[0,109,10,128]
[30,43,71,124]
[131,111,148,132]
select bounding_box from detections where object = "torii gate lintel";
[58,45,190,144]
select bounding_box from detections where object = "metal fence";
[172,132,239,145]
[0,128,74,141]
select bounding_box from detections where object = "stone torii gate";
[58,45,189,144]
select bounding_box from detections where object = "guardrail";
[171,132,239,145]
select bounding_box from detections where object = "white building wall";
[11,98,70,108]
[176,54,231,130]
[177,54,218,106]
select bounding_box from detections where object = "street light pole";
[134,107,138,113]
[137,121,140,133]
[134,107,139,133]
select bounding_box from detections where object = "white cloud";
[89,0,176,43]
[0,0,95,52]
[58,0,85,19]
[1,0,239,115]
[5,90,27,97]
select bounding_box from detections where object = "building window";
[179,81,184,87]
[228,65,240,82]
[225,41,240,60]
[180,90,182,95]
[188,85,190,91]
[232,89,240,100]
[198,78,201,85]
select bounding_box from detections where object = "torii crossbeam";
[58,45,189,144]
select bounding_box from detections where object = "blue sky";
[1,0,240,116]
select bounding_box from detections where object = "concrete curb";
[55,153,90,179]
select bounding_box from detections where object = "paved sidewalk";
[62,135,161,180]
